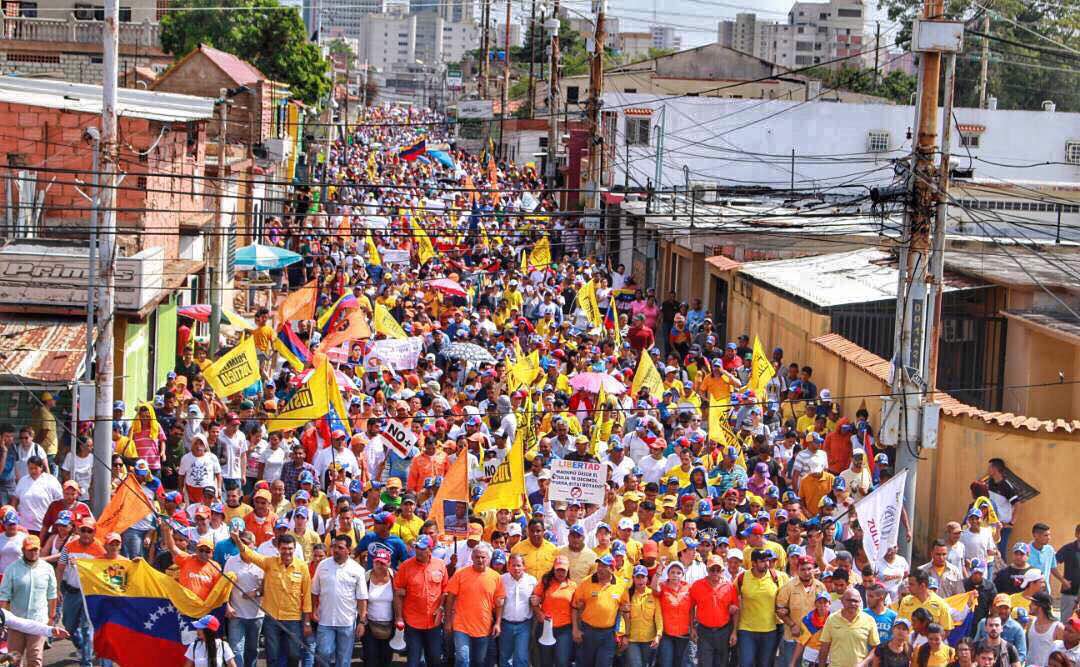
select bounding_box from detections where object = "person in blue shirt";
[214,518,245,567]
[0,424,17,504]
[356,511,409,568]
[864,584,899,643]
[1027,522,1059,590]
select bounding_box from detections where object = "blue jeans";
[625,641,656,667]
[499,619,530,667]
[316,623,355,667]
[405,625,444,667]
[779,638,798,667]
[302,625,316,667]
[539,624,574,667]
[659,634,690,667]
[737,628,779,667]
[121,527,148,559]
[998,526,1013,559]
[227,616,264,667]
[579,623,617,667]
[61,585,93,667]
[453,630,490,667]
[263,618,303,667]
[697,623,733,667]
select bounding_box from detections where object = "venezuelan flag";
[274,322,311,371]
[76,558,230,667]
[945,591,977,645]
[399,139,426,162]
[317,293,359,337]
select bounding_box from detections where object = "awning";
[602,192,625,205]
[0,317,89,386]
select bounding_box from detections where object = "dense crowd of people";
[0,105,1076,667]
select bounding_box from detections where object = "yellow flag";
[510,351,541,391]
[412,220,436,265]
[520,249,528,273]
[374,303,407,339]
[750,336,776,399]
[529,236,552,267]
[323,356,352,436]
[630,352,665,399]
[474,423,525,513]
[576,280,603,328]
[708,395,733,445]
[365,232,382,266]
[267,362,330,431]
[203,336,260,398]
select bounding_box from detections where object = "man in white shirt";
[223,531,265,667]
[959,510,996,575]
[312,430,360,482]
[312,534,368,667]
[217,415,247,492]
[500,553,537,667]
[604,441,636,487]
[637,441,670,485]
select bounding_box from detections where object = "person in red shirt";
[160,523,221,599]
[39,480,92,543]
[393,535,448,667]
[822,418,854,475]
[243,489,278,546]
[689,555,740,667]
[721,343,745,373]
[406,439,448,494]
[627,314,656,353]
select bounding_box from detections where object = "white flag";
[855,469,909,565]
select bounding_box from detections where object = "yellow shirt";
[223,503,253,524]
[253,324,275,353]
[896,593,955,631]
[621,538,644,565]
[573,578,627,629]
[620,589,663,641]
[390,514,425,547]
[240,545,312,621]
[796,415,816,435]
[743,540,788,571]
[663,465,693,488]
[818,611,881,666]
[291,528,322,562]
[308,492,332,520]
[736,570,790,632]
[511,539,559,580]
[558,546,598,583]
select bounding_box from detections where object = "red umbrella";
[426,278,467,298]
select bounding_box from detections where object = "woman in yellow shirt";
[913,624,955,667]
[619,565,663,667]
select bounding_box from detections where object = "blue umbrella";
[235,243,302,271]
[427,149,455,169]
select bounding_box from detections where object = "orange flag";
[429,451,469,537]
[487,157,500,205]
[277,279,317,326]
[463,174,478,206]
[321,310,373,350]
[97,474,154,537]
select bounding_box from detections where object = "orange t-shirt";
[688,578,739,629]
[173,551,222,599]
[244,511,279,546]
[446,567,506,638]
[394,557,449,630]
[533,579,578,628]
[657,582,693,637]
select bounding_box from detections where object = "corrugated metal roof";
[0,317,88,385]
[1002,310,1080,343]
[0,76,215,122]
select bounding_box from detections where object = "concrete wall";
[727,274,832,365]
[0,51,167,84]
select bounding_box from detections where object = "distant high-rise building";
[495,22,523,49]
[357,12,418,71]
[716,0,866,70]
[649,25,682,52]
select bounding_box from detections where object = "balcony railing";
[1,15,161,48]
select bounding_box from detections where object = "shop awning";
[602,192,626,205]
[0,317,89,386]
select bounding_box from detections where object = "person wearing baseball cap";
[184,614,234,666]
[392,532,449,666]
[688,552,740,664]
[570,551,624,664]
[357,511,408,569]
[0,530,63,663]
[159,518,222,599]
[558,524,597,583]
[618,562,662,663]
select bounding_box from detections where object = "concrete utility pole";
[479,0,491,100]
[585,0,606,210]
[527,0,537,118]
[91,0,119,515]
[499,0,511,157]
[977,13,990,108]
[545,1,561,189]
[883,0,961,559]
[209,93,230,357]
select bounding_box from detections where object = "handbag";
[367,620,395,641]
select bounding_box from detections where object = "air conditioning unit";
[689,181,720,202]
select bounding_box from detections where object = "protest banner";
[383,249,410,266]
[380,419,418,457]
[855,469,909,564]
[203,336,259,398]
[550,459,606,505]
[365,336,424,370]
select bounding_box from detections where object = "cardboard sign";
[365,337,424,371]
[382,249,410,266]
[550,460,606,506]
[380,420,418,457]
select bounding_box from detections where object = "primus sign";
[0,243,165,310]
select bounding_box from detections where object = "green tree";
[161,0,331,106]
[805,65,917,104]
[879,0,1079,110]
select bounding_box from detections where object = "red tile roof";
[706,255,741,272]
[199,44,265,86]
[811,332,1080,434]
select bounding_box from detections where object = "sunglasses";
[78,528,95,534]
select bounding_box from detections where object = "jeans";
[452,630,490,667]
[302,624,316,667]
[779,638,798,667]
[406,625,444,667]
[263,618,303,667]
[659,634,690,667]
[61,584,93,667]
[227,616,264,667]
[579,623,617,667]
[696,623,733,667]
[539,624,574,667]
[364,631,394,666]
[625,641,657,667]
[316,623,355,667]
[1063,593,1078,621]
[121,527,148,559]
[737,628,779,667]
[998,526,1013,560]
[499,619,530,667]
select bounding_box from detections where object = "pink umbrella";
[426,278,468,298]
[568,372,627,395]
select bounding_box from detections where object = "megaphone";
[389,623,407,651]
[538,616,556,646]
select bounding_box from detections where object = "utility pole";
[883,0,961,560]
[499,0,511,158]
[874,21,881,85]
[209,93,230,357]
[527,0,537,118]
[479,0,491,100]
[585,0,606,210]
[977,13,990,108]
[91,0,119,515]
[545,1,560,189]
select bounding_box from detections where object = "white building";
[616,32,654,61]
[649,26,682,52]
[715,0,867,68]
[441,20,479,63]
[357,12,418,72]
[495,22,524,49]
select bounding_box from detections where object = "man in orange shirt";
[393,535,448,667]
[798,460,835,517]
[244,489,279,546]
[406,438,447,493]
[444,543,505,667]
[160,523,222,599]
[689,555,741,667]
